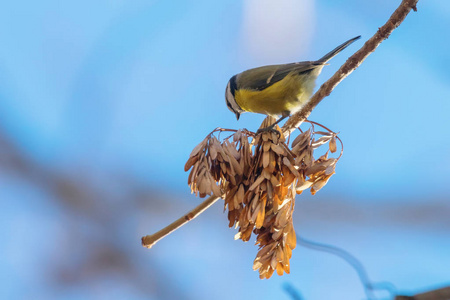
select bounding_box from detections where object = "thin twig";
[282,0,419,136]
[283,282,304,300]
[141,195,220,248]
[297,234,397,300]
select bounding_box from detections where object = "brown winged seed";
[184,118,342,279]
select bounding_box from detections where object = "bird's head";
[225,75,242,120]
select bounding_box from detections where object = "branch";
[282,0,418,135]
[141,0,419,250]
[396,286,450,300]
[141,195,220,248]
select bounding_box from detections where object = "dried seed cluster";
[185,117,342,279]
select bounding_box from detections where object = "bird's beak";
[235,112,240,120]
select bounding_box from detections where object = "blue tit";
[225,36,360,125]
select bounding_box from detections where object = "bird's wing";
[236,61,322,91]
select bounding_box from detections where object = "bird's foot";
[256,125,281,138]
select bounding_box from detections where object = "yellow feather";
[235,71,320,117]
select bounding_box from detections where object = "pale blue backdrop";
[1,1,449,299]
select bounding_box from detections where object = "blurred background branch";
[0,124,192,299]
[396,286,450,300]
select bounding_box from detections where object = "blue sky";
[0,1,449,299]
[0,1,448,199]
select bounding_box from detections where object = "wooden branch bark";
[396,286,450,300]
[141,195,220,248]
[282,0,419,136]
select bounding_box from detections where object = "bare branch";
[141,195,220,248]
[282,0,419,135]
[396,286,450,300]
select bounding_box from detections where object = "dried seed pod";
[311,135,332,148]
[329,135,337,153]
[184,117,342,279]
[291,128,311,149]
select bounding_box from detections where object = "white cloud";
[241,0,315,63]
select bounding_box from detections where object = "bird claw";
[256,125,281,138]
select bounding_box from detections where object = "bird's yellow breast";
[235,72,317,117]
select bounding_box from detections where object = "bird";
[225,36,361,129]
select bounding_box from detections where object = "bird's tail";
[317,36,361,63]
